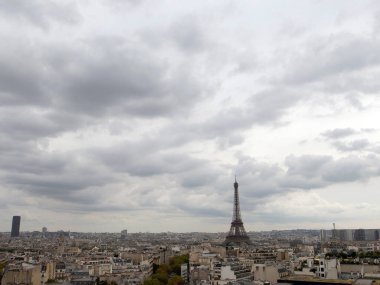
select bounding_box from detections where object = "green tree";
[373,251,380,258]
[151,271,168,285]
[157,264,170,274]
[348,250,357,258]
[168,276,184,285]
[143,278,161,285]
[147,254,188,285]
[169,255,188,275]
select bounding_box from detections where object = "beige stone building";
[1,263,41,285]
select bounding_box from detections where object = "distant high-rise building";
[320,228,380,242]
[224,178,251,246]
[354,229,366,241]
[11,216,21,237]
[121,229,128,240]
[42,227,48,237]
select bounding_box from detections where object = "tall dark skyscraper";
[11,216,21,237]
[224,178,251,246]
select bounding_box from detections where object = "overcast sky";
[1,0,380,233]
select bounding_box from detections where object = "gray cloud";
[265,30,380,116]
[53,39,204,119]
[321,129,376,153]
[180,204,229,218]
[286,154,380,184]
[0,139,116,204]
[0,33,204,121]
[3,133,379,222]
[91,140,207,177]
[0,108,82,141]
[0,0,81,29]
[0,31,207,161]
[322,128,357,139]
[333,139,370,152]
[167,15,209,53]
[55,41,194,117]
[283,36,380,85]
[285,155,331,179]
[0,44,50,107]
[234,153,380,201]
[167,87,303,147]
[103,0,144,8]
[321,155,380,182]
[179,166,221,188]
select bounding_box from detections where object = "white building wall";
[253,264,279,284]
[315,258,339,279]
[220,266,235,281]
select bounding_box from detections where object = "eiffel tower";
[224,177,251,245]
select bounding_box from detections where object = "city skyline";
[1,0,380,232]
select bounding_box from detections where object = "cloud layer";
[1,0,380,232]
